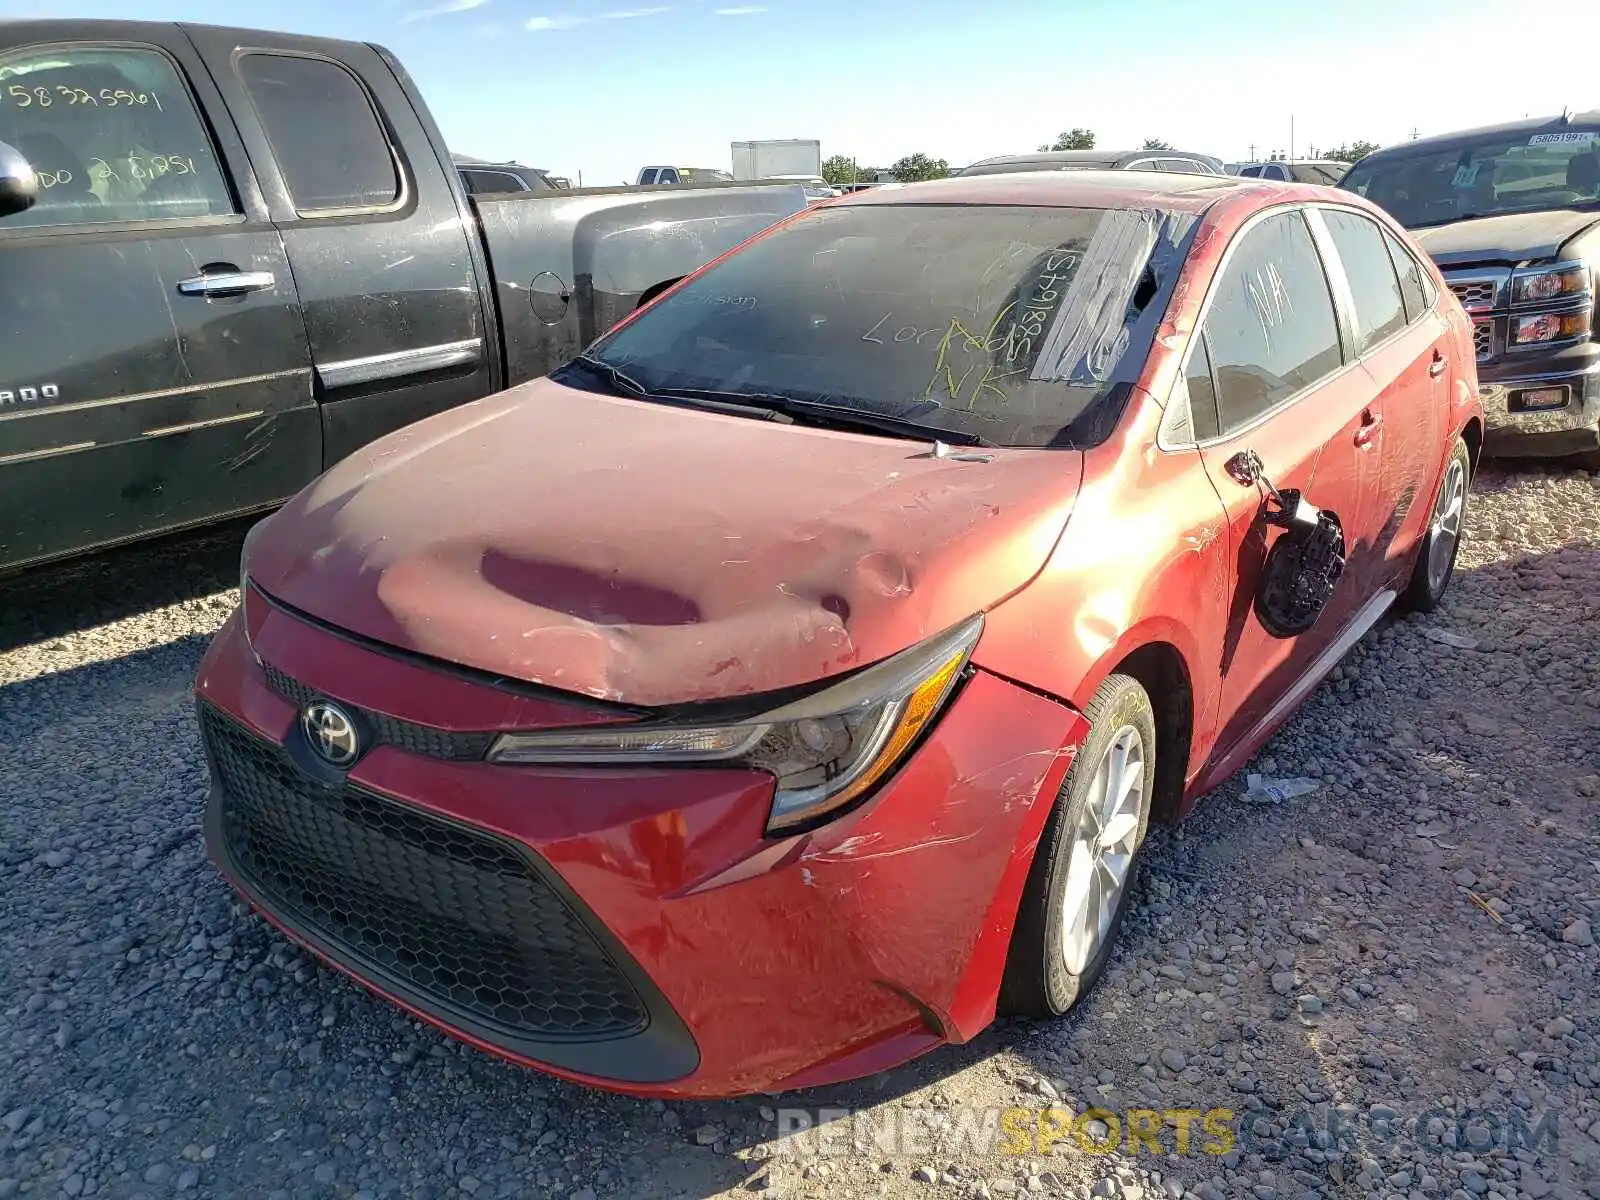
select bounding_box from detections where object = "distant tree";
[1325,140,1381,163]
[821,155,862,187]
[889,153,950,183]
[1038,127,1096,152]
[1140,137,1173,151]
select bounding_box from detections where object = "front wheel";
[1399,436,1470,613]
[1000,673,1156,1018]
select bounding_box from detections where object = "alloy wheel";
[1427,456,1467,594]
[1060,725,1146,975]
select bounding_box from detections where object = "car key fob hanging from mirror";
[1227,450,1347,640]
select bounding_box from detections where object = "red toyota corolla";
[195,171,1483,1098]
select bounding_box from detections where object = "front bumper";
[193,589,1086,1098]
[1476,348,1600,458]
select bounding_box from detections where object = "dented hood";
[244,378,1084,707]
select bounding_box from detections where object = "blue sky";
[5,0,1586,184]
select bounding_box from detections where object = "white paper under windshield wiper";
[654,387,995,447]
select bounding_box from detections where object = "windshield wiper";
[656,387,995,447]
[569,353,649,397]
[566,359,792,422]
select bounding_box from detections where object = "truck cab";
[1339,114,1600,467]
[0,20,805,573]
[636,166,733,186]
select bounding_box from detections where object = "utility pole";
[1289,114,1295,163]
[1248,142,1257,162]
[1411,127,1420,140]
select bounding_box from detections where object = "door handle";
[177,271,275,297]
[1429,350,1448,377]
[1353,409,1383,448]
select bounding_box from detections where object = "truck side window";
[0,44,235,229]
[238,53,399,215]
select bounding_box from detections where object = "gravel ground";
[1,465,1597,1200]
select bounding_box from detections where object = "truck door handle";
[177,271,275,297]
[1354,409,1383,448]
[1429,350,1448,377]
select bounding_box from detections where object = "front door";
[1184,208,1385,763]
[181,26,497,467]
[0,29,318,570]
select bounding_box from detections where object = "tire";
[999,673,1157,1018]
[1399,436,1470,613]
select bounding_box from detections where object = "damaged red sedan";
[196,171,1483,1098]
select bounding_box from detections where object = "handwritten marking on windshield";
[924,303,1027,410]
[860,312,947,346]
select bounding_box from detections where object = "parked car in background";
[454,157,561,195]
[0,20,807,573]
[959,149,1224,176]
[1238,160,1351,185]
[1340,112,1600,467]
[198,169,1481,1099]
[636,165,734,185]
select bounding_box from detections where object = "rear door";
[1311,205,1447,588]
[1183,207,1387,759]
[181,26,496,466]
[0,25,317,570]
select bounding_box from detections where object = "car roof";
[1357,111,1600,162]
[964,149,1216,169]
[833,169,1263,214]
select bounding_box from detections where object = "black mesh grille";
[202,706,649,1041]
[262,663,496,761]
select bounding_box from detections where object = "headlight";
[488,615,984,833]
[1511,264,1590,305]
[1511,306,1591,346]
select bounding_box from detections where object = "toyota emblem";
[300,700,361,767]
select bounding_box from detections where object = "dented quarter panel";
[242,376,1085,706]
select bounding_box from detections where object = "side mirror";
[0,141,38,218]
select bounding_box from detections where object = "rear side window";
[1200,209,1343,433]
[239,53,399,214]
[1185,332,1221,441]
[1322,208,1409,351]
[462,169,524,195]
[0,43,235,228]
[639,168,657,184]
[1383,227,1432,320]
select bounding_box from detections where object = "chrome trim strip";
[1239,588,1397,752]
[142,410,266,439]
[316,338,483,390]
[0,369,311,424]
[0,440,96,467]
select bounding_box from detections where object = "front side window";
[1339,127,1600,228]
[1199,209,1343,434]
[238,53,399,214]
[1322,208,1408,352]
[567,202,1199,448]
[0,43,235,228]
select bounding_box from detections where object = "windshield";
[1289,162,1346,185]
[565,202,1198,448]
[1339,128,1600,227]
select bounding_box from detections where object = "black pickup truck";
[1339,113,1600,468]
[0,20,806,572]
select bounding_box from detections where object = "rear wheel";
[1399,437,1470,613]
[1000,673,1156,1018]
